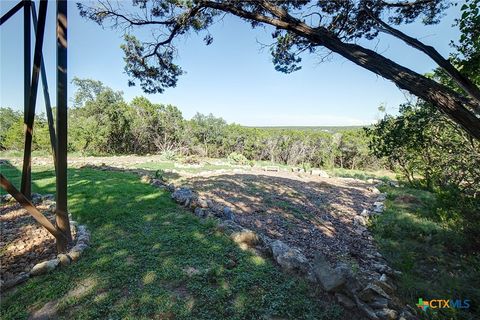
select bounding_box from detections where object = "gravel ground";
[0,201,75,283]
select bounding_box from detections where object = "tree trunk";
[291,24,480,140]
[203,1,480,140]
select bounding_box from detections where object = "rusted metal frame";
[21,0,32,198]
[55,0,72,248]
[31,1,57,172]
[0,1,23,26]
[1,174,67,242]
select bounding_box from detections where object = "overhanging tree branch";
[78,0,480,140]
[198,0,480,139]
[366,9,480,108]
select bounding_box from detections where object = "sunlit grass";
[327,167,396,181]
[371,186,480,320]
[0,162,343,319]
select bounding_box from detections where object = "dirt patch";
[184,170,382,280]
[0,201,75,284]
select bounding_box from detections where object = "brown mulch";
[184,170,382,280]
[1,202,60,283]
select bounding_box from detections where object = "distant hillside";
[249,125,369,133]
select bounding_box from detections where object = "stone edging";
[1,195,90,291]
[138,172,416,320]
[78,165,417,319]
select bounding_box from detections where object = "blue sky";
[1,1,462,126]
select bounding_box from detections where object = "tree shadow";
[1,161,60,287]
[0,164,357,319]
[184,173,379,277]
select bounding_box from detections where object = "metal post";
[21,0,31,198]
[21,0,47,202]
[31,2,57,171]
[55,0,72,251]
[0,1,24,26]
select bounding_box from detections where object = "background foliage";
[0,78,378,172]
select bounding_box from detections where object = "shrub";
[181,155,201,165]
[227,152,249,165]
[159,150,177,161]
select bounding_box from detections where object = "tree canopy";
[78,0,480,138]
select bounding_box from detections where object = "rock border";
[1,195,90,291]
[79,165,417,319]
[141,172,416,320]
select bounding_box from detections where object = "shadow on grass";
[371,186,479,320]
[0,163,349,320]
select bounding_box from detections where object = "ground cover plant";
[371,185,480,320]
[0,163,345,320]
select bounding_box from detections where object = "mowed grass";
[326,168,395,181]
[0,163,343,320]
[134,161,239,174]
[370,186,479,320]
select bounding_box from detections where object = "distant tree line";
[0,77,379,171]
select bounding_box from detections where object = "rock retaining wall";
[139,171,416,320]
[77,165,417,319]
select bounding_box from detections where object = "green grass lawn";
[0,164,343,320]
[326,168,395,181]
[133,161,240,174]
[371,186,479,320]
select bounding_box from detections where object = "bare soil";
[183,169,382,279]
[0,202,64,283]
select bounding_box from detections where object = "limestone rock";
[68,250,82,262]
[140,175,152,183]
[388,181,399,188]
[2,272,29,289]
[374,278,395,295]
[372,263,393,275]
[355,295,380,320]
[335,293,356,309]
[354,215,367,226]
[197,198,209,208]
[358,283,391,302]
[354,225,368,235]
[377,193,387,202]
[369,297,389,309]
[217,220,244,235]
[372,202,385,214]
[31,259,59,276]
[312,254,346,292]
[223,207,235,220]
[150,179,165,187]
[194,207,206,218]
[2,194,14,203]
[271,240,309,274]
[230,230,259,246]
[171,188,194,205]
[375,308,398,319]
[68,243,88,262]
[311,169,329,178]
[57,254,71,266]
[360,209,370,217]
